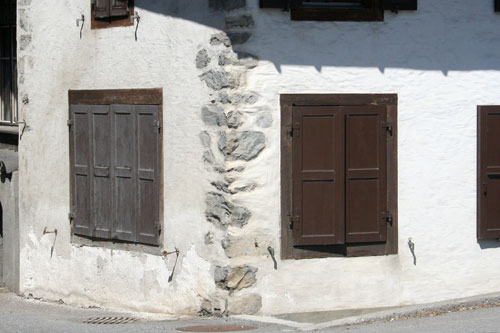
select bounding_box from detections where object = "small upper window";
[91,0,134,29]
[0,0,18,126]
[260,0,417,21]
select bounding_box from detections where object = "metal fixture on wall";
[130,11,140,41]
[76,14,85,39]
[408,238,416,265]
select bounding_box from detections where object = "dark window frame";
[291,0,384,21]
[0,0,18,126]
[280,94,398,260]
[68,88,163,247]
[91,0,134,30]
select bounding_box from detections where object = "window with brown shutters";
[281,94,397,259]
[91,0,134,29]
[260,0,417,21]
[478,106,500,240]
[69,89,162,246]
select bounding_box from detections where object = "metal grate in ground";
[82,316,138,325]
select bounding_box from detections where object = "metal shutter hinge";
[287,215,300,229]
[154,120,161,132]
[67,119,74,127]
[382,122,393,137]
[382,211,393,226]
[289,123,301,137]
[68,212,76,220]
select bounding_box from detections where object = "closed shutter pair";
[69,104,160,245]
[95,0,129,19]
[291,105,389,246]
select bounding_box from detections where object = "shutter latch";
[287,215,300,229]
[382,122,393,137]
[154,120,161,132]
[289,123,301,137]
[382,211,393,226]
[68,212,76,221]
[67,119,74,127]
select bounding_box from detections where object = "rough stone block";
[235,51,259,69]
[196,49,211,69]
[210,32,231,47]
[226,131,266,161]
[227,294,262,315]
[227,111,243,129]
[200,70,230,90]
[222,234,273,258]
[215,265,258,291]
[256,112,273,128]
[202,105,228,127]
[205,192,251,229]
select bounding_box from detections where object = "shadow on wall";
[134,0,500,73]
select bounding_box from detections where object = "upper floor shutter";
[345,106,388,243]
[94,0,110,18]
[292,106,345,246]
[478,106,500,240]
[110,0,129,17]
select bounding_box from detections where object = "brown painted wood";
[281,94,398,260]
[69,89,162,106]
[110,0,129,17]
[292,106,345,245]
[478,106,500,240]
[345,106,387,243]
[91,1,134,30]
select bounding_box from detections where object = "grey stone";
[217,131,227,155]
[19,9,31,32]
[232,183,257,193]
[199,131,212,148]
[256,112,273,128]
[227,32,252,45]
[218,52,234,66]
[219,91,230,104]
[196,49,211,69]
[200,70,230,90]
[226,131,266,161]
[203,150,215,165]
[18,0,31,6]
[228,73,242,89]
[235,51,259,69]
[202,105,227,127]
[205,192,251,229]
[227,111,243,129]
[209,0,246,11]
[199,297,225,317]
[227,294,262,315]
[210,32,231,47]
[215,265,258,291]
[227,166,245,173]
[210,181,232,194]
[222,234,272,258]
[225,15,255,29]
[220,93,257,105]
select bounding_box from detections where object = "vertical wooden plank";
[91,105,112,239]
[345,105,387,243]
[94,0,110,18]
[110,0,129,17]
[111,104,137,242]
[70,105,93,237]
[478,106,500,240]
[135,105,160,245]
[292,106,345,246]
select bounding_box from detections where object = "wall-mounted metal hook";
[408,237,416,265]
[130,11,140,41]
[268,246,278,270]
[18,119,31,141]
[43,227,58,259]
[76,14,85,39]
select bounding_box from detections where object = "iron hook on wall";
[130,11,140,41]
[76,14,85,39]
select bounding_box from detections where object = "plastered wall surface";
[16,0,500,315]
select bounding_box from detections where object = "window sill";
[0,125,18,135]
[71,235,162,256]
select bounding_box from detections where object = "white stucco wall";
[16,0,500,315]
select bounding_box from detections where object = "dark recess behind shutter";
[382,0,417,11]
[94,0,110,18]
[260,0,288,8]
[478,106,500,240]
[496,0,500,12]
[110,0,129,17]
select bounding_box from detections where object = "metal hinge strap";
[288,215,300,229]
[382,211,393,225]
[67,119,74,126]
[382,122,393,137]
[68,212,76,220]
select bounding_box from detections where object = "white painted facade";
[11,0,500,315]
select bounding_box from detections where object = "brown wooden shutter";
[94,0,110,18]
[383,0,417,11]
[136,105,160,245]
[345,106,388,243]
[292,106,345,245]
[110,0,129,17]
[70,105,93,237]
[91,105,113,239]
[478,106,500,240]
[112,104,137,242]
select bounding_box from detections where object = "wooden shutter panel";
[496,0,500,12]
[478,106,500,240]
[112,104,137,242]
[70,105,93,237]
[292,106,345,245]
[345,106,388,243]
[136,105,160,245]
[94,0,110,18]
[383,0,417,11]
[110,0,129,17]
[91,105,113,239]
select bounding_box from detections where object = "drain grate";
[83,316,138,325]
[176,325,256,332]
